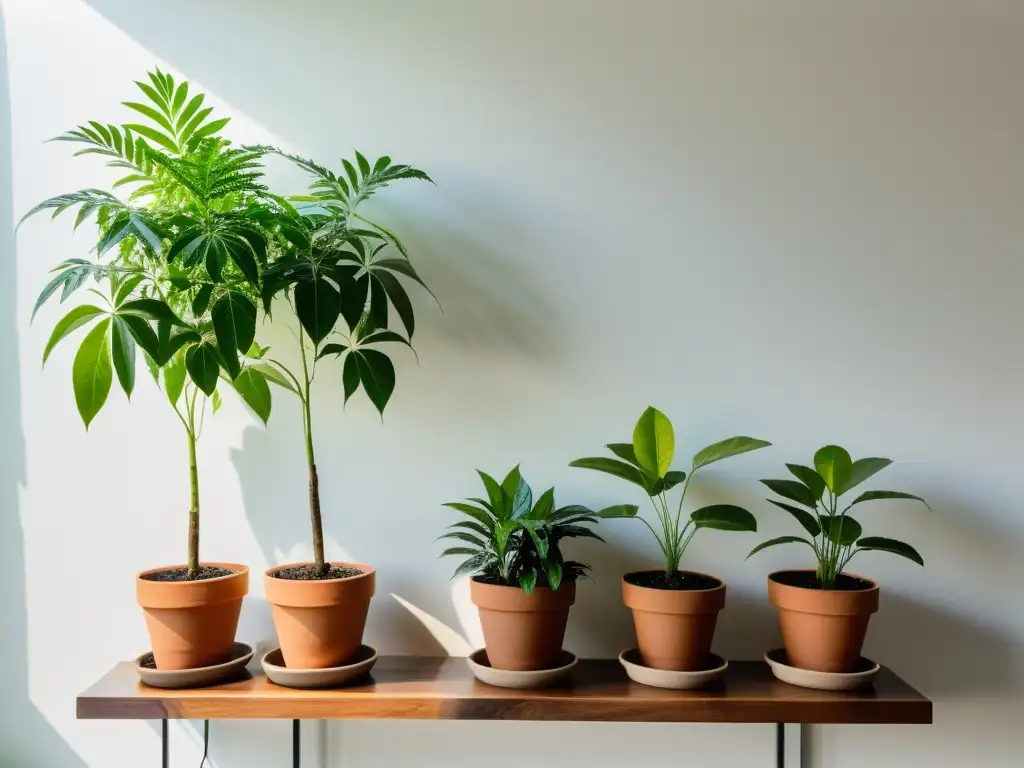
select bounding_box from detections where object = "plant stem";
[186,425,200,578]
[298,327,327,575]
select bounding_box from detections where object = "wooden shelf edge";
[76,656,932,725]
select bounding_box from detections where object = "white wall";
[2,1,1022,766]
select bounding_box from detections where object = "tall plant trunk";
[186,429,200,578]
[299,328,327,576]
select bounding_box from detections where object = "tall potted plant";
[572,406,769,671]
[749,445,927,673]
[254,149,436,669]
[22,70,276,669]
[441,466,635,670]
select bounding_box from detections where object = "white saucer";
[262,645,378,689]
[136,642,253,689]
[618,648,728,689]
[765,648,880,691]
[467,648,577,689]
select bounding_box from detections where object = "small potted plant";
[254,148,435,669]
[22,70,276,669]
[441,466,635,671]
[571,406,769,671]
[749,445,927,673]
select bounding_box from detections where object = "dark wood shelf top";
[77,656,931,724]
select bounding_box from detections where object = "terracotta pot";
[470,578,575,671]
[768,569,879,673]
[622,570,726,671]
[136,563,249,671]
[265,562,375,669]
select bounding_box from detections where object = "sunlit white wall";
[2,1,1022,766]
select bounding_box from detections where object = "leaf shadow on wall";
[0,9,87,766]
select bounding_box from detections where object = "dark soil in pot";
[140,566,236,582]
[624,570,721,591]
[771,571,874,591]
[473,573,578,589]
[273,564,363,580]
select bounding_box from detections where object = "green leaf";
[211,389,223,414]
[118,298,186,327]
[632,406,674,478]
[650,470,687,495]
[118,313,160,360]
[546,562,563,591]
[317,343,348,359]
[110,316,136,398]
[440,547,480,558]
[477,471,506,518]
[443,502,495,531]
[690,504,758,532]
[437,531,487,547]
[191,284,214,316]
[819,515,863,546]
[569,457,647,489]
[211,293,257,378]
[747,536,814,559]
[814,445,853,495]
[185,342,220,395]
[42,304,106,364]
[511,476,532,519]
[352,349,395,415]
[596,504,639,518]
[519,568,537,595]
[786,464,826,499]
[113,275,145,306]
[837,458,893,495]
[231,368,272,424]
[767,499,821,537]
[692,436,771,471]
[761,478,819,509]
[175,93,205,132]
[373,271,415,338]
[607,442,642,467]
[164,352,186,405]
[529,487,555,521]
[448,520,490,538]
[249,362,297,395]
[294,278,340,344]
[189,116,230,144]
[122,123,178,153]
[122,102,176,135]
[855,536,924,566]
[849,490,930,510]
[342,353,359,403]
[72,318,112,428]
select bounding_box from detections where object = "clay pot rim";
[768,568,879,594]
[136,562,249,584]
[622,569,725,593]
[265,561,375,583]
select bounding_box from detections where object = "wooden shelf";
[77,656,931,724]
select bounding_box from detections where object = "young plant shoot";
[571,407,769,584]
[256,148,436,579]
[22,70,275,579]
[749,445,928,588]
[440,466,637,593]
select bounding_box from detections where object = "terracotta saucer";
[467,648,577,689]
[262,645,378,689]
[618,648,728,689]
[136,642,254,689]
[765,648,879,691]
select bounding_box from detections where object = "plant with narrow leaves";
[246,148,436,578]
[571,407,769,575]
[440,466,637,594]
[748,445,928,587]
[21,69,276,578]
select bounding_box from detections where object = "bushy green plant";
[748,445,928,587]
[440,466,637,594]
[251,148,436,578]
[571,407,769,577]
[21,69,276,577]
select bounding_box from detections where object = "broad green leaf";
[761,478,819,509]
[511,476,532,520]
[436,531,486,547]
[448,520,490,538]
[211,293,256,378]
[122,123,178,153]
[849,490,930,510]
[122,102,175,135]
[443,502,495,531]
[185,341,220,395]
[191,284,214,316]
[607,442,642,467]
[118,314,160,360]
[501,465,522,500]
[342,353,359,403]
[113,275,145,306]
[211,389,223,414]
[650,469,687,495]
[632,406,674,478]
[72,318,112,428]
[529,487,555,521]
[317,343,347,360]
[477,471,506,518]
[819,515,863,546]
[232,368,272,424]
[767,499,821,537]
[837,458,893,495]
[440,547,480,558]
[110,316,136,398]
[352,349,395,415]
[519,568,537,595]
[373,271,415,338]
[249,363,298,395]
[814,445,852,494]
[569,457,647,489]
[118,298,186,327]
[596,503,639,518]
[855,536,924,566]
[546,561,563,591]
[164,352,186,405]
[692,436,771,471]
[691,504,758,532]
[294,277,340,344]
[747,536,814,559]
[786,464,826,499]
[42,304,105,364]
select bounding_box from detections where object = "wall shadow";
[0,5,87,765]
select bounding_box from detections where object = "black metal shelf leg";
[293,719,301,768]
[161,719,169,768]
